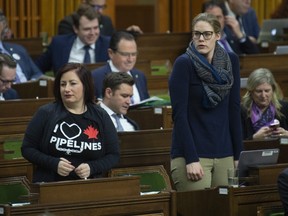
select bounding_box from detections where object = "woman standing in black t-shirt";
[21,63,120,182]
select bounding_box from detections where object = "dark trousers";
[278,168,288,216]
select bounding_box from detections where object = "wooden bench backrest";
[136,32,191,64]
[240,53,288,97]
[12,80,54,99]
[0,98,54,118]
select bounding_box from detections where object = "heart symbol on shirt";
[60,122,82,140]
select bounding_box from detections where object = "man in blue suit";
[35,3,110,76]
[0,11,43,82]
[58,0,143,36]
[222,0,260,54]
[0,53,19,100]
[92,31,149,104]
[203,1,259,55]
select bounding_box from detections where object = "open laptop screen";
[257,18,288,43]
[237,148,279,178]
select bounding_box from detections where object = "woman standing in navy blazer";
[169,13,243,191]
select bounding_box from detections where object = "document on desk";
[129,96,165,108]
[141,191,160,195]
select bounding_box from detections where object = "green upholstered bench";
[109,165,172,193]
[0,176,30,204]
[3,140,23,159]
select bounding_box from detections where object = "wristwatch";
[239,35,247,43]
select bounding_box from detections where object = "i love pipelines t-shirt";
[49,113,104,179]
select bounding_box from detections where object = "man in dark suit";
[35,3,110,76]
[222,0,260,54]
[100,72,139,131]
[0,53,19,100]
[58,0,143,36]
[92,31,149,104]
[203,0,259,55]
[58,0,114,36]
[0,11,44,82]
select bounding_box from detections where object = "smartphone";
[269,119,280,131]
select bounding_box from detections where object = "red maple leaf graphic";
[83,125,99,139]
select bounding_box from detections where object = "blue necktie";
[83,45,91,63]
[112,113,124,131]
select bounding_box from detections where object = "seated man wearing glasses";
[58,0,143,36]
[0,53,19,100]
[92,31,149,104]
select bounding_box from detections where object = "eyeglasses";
[115,50,138,58]
[90,4,107,11]
[192,31,214,40]
[0,77,15,85]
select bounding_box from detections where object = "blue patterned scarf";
[186,41,234,108]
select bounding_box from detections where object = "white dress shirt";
[69,37,96,63]
[0,93,5,101]
[100,102,135,131]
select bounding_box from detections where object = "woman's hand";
[273,127,288,137]
[186,162,204,181]
[75,163,90,179]
[253,126,272,139]
[57,157,75,176]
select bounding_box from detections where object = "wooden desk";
[259,41,288,53]
[117,129,172,175]
[0,98,53,118]
[176,185,281,216]
[0,117,31,137]
[0,192,175,216]
[248,163,288,185]
[127,106,173,130]
[0,176,176,216]
[30,176,141,204]
[12,80,54,99]
[0,159,33,182]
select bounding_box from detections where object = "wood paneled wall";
[114,0,169,33]
[171,0,193,32]
[251,0,283,26]
[0,0,41,38]
[0,0,284,38]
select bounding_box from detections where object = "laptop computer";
[274,45,288,55]
[257,18,288,43]
[237,148,279,178]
